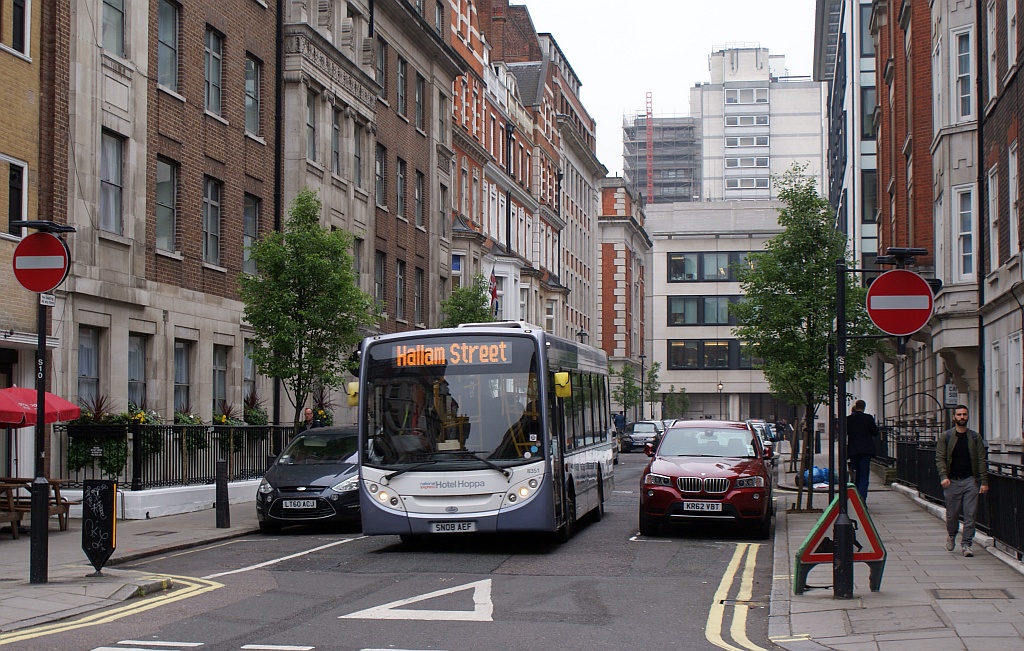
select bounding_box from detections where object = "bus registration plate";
[283,500,316,509]
[431,521,477,533]
[682,502,721,512]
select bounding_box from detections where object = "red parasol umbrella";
[0,387,81,425]
[0,391,26,425]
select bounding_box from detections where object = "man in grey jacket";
[935,404,989,557]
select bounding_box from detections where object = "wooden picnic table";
[0,477,73,533]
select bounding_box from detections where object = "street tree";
[239,188,378,432]
[644,361,662,420]
[438,274,496,327]
[611,364,642,419]
[731,165,883,509]
[662,385,690,419]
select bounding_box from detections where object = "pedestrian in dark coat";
[935,404,989,557]
[847,399,879,502]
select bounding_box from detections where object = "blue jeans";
[850,454,872,502]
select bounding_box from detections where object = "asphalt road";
[26,456,779,651]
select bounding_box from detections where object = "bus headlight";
[518,487,530,498]
[377,490,390,502]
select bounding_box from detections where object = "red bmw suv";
[639,420,773,539]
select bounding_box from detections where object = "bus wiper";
[384,460,439,481]
[457,451,512,481]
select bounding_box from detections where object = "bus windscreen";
[362,335,541,468]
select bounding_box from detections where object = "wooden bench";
[0,485,24,539]
[0,478,72,532]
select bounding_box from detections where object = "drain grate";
[721,599,766,607]
[932,588,1013,599]
[135,530,177,537]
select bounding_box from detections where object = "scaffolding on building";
[622,109,701,205]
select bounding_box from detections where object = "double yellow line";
[0,574,222,646]
[705,543,770,651]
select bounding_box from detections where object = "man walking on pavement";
[935,404,989,557]
[847,399,879,502]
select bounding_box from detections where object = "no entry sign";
[865,269,934,337]
[12,232,70,293]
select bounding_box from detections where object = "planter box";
[67,424,129,439]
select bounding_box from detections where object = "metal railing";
[56,424,294,490]
[892,429,1024,559]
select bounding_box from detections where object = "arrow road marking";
[869,295,930,309]
[341,579,493,621]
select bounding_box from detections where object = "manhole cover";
[848,605,946,634]
[933,588,1013,599]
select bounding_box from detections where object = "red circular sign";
[865,269,934,337]
[12,233,70,293]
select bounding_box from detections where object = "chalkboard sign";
[82,479,116,575]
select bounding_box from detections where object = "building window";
[396,260,406,320]
[375,144,386,206]
[205,28,223,114]
[396,158,406,217]
[415,74,425,129]
[128,334,147,407]
[725,157,769,168]
[702,252,730,280]
[988,1,998,100]
[1010,0,1018,69]
[438,93,448,145]
[245,56,261,135]
[100,131,123,233]
[725,136,769,147]
[668,341,699,370]
[989,166,1000,268]
[668,297,698,325]
[667,252,699,281]
[4,0,27,54]
[331,109,342,174]
[353,126,363,187]
[243,340,256,401]
[243,194,259,275]
[953,28,973,121]
[862,169,877,223]
[155,157,177,251]
[397,58,407,115]
[353,238,363,283]
[435,1,444,35]
[451,253,463,288]
[725,88,768,104]
[725,178,770,189]
[374,251,386,311]
[860,2,875,57]
[306,90,317,161]
[203,177,222,265]
[415,171,425,227]
[102,0,125,56]
[212,345,228,415]
[158,0,178,90]
[439,183,449,238]
[739,341,763,369]
[704,297,731,325]
[6,158,26,236]
[704,341,729,368]
[861,87,877,139]
[375,39,387,97]
[414,267,424,324]
[725,115,768,126]
[1010,143,1019,257]
[955,187,975,280]
[78,327,100,404]
[174,339,192,412]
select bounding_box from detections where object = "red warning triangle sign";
[796,485,886,564]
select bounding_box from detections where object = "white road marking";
[240,646,315,650]
[341,579,493,621]
[203,538,364,579]
[117,642,203,648]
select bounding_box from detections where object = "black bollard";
[215,460,230,528]
[29,478,49,583]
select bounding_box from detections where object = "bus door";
[548,376,568,522]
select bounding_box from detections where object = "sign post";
[11,221,75,585]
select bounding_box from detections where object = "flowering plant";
[315,407,333,426]
[174,410,203,425]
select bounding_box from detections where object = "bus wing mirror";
[346,381,359,407]
[554,372,571,398]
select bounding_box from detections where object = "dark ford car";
[639,420,773,539]
[256,426,360,533]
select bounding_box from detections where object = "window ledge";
[156,249,184,261]
[98,230,132,247]
[205,110,229,126]
[203,261,228,273]
[158,85,186,103]
[415,224,427,233]
[252,0,268,7]
[398,114,410,125]
[415,127,427,138]
[306,159,325,175]
[354,186,370,201]
[397,215,409,224]
[0,43,31,63]
[0,232,23,243]
[246,132,266,146]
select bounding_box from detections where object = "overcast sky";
[522,0,818,176]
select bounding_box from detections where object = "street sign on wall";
[865,269,934,337]
[12,232,70,293]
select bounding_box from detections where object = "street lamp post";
[639,353,646,420]
[718,382,724,419]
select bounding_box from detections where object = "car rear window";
[634,423,658,433]
[659,428,756,458]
